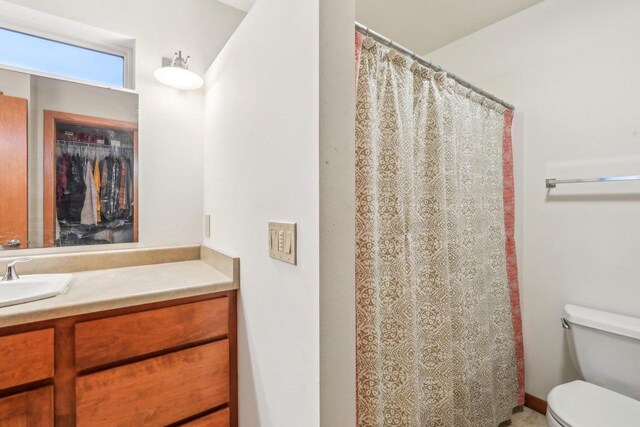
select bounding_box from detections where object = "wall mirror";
[0,68,138,249]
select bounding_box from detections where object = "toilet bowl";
[546,305,640,426]
[546,380,640,426]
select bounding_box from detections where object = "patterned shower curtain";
[355,33,524,427]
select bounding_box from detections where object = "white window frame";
[0,3,136,90]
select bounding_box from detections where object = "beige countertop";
[0,246,239,328]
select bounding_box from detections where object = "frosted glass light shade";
[154,65,203,90]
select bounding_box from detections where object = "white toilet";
[546,304,640,426]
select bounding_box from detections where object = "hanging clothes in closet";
[81,158,98,225]
[94,156,101,223]
[56,153,86,223]
[98,155,133,221]
[55,142,134,246]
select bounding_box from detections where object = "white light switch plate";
[204,214,211,237]
[269,222,296,264]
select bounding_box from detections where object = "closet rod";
[355,22,514,111]
[56,140,133,150]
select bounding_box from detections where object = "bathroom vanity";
[0,246,238,427]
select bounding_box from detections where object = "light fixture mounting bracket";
[161,51,190,69]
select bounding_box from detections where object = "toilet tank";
[564,304,640,400]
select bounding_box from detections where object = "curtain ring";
[387,49,397,60]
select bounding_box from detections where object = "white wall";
[218,0,256,13]
[319,0,356,426]
[430,0,640,399]
[4,0,245,251]
[203,0,320,425]
[0,68,30,98]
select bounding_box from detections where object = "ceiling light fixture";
[154,51,203,90]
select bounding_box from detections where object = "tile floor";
[510,407,547,426]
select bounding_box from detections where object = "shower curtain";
[355,33,524,427]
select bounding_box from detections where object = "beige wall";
[430,0,640,399]
[3,0,245,253]
[319,0,356,426]
[203,0,320,425]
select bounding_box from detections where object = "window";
[0,27,125,88]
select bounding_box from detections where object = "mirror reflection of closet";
[44,112,138,247]
[0,68,139,250]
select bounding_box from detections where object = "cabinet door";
[0,94,28,249]
[0,387,53,427]
[0,329,54,390]
[75,298,228,370]
[76,340,230,426]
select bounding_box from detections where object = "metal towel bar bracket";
[546,175,640,188]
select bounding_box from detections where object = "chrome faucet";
[2,257,32,281]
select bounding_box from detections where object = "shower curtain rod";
[355,22,514,111]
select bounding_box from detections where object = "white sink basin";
[0,274,73,308]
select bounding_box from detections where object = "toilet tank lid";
[565,304,640,340]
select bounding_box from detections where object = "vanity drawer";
[75,297,229,370]
[181,407,230,427]
[76,339,230,426]
[0,386,53,426]
[0,329,54,390]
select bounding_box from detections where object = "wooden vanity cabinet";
[0,291,237,427]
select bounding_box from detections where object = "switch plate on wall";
[269,222,296,265]
[204,214,211,237]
